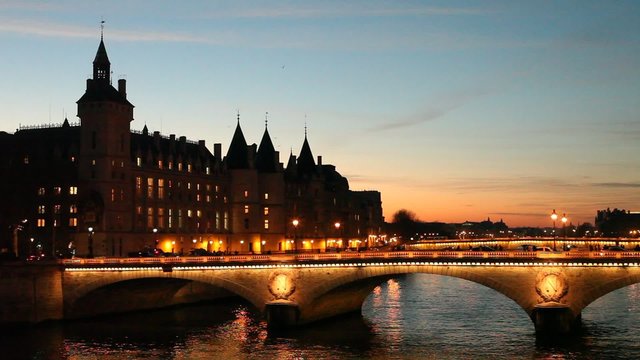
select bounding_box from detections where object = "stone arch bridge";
[4,251,640,334]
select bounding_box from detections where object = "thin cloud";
[0,19,213,43]
[592,182,640,188]
[201,4,493,19]
[489,212,548,218]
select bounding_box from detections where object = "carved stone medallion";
[535,271,568,303]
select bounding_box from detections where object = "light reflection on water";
[3,275,640,359]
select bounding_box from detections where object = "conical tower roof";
[225,120,250,169]
[297,135,316,175]
[256,126,278,172]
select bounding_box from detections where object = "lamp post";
[152,228,158,248]
[562,214,568,244]
[292,219,299,253]
[87,226,94,258]
[551,210,558,250]
[334,222,341,252]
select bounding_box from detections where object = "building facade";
[0,37,384,258]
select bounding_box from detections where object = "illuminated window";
[37,219,45,227]
[69,218,77,227]
[205,166,210,175]
[178,162,183,171]
[264,207,269,216]
[158,160,163,169]
[216,212,220,230]
[244,205,249,214]
[136,157,142,167]
[69,186,78,195]
[206,195,211,202]
[244,190,248,198]
[135,177,142,196]
[111,188,116,202]
[215,185,220,193]
[178,210,183,228]
[147,207,154,228]
[187,164,192,173]
[224,211,229,230]
[54,187,62,195]
[136,206,142,215]
[23,156,29,164]
[168,161,173,170]
[70,205,78,214]
[37,205,45,214]
[37,187,45,196]
[158,208,165,229]
[187,182,192,190]
[197,194,201,202]
[197,210,202,218]
[264,219,269,230]
[168,209,173,229]
[264,193,269,200]
[196,183,200,191]
[158,179,165,200]
[53,205,61,214]
[187,209,193,218]
[147,177,154,199]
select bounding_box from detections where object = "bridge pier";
[265,302,300,329]
[532,303,579,334]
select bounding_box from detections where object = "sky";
[0,0,639,227]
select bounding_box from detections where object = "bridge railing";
[61,249,640,266]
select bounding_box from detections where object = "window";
[264,219,269,230]
[244,218,249,229]
[37,187,45,196]
[264,207,269,216]
[178,162,183,171]
[224,211,229,230]
[23,156,29,164]
[244,205,249,214]
[111,188,116,202]
[53,205,61,214]
[168,161,173,170]
[158,208,165,229]
[147,207,154,228]
[158,179,165,200]
[187,164,192,173]
[120,189,124,201]
[69,218,78,227]
[147,178,154,199]
[136,157,142,167]
[187,182,192,190]
[216,212,220,230]
[196,194,201,202]
[54,187,62,195]
[197,210,202,218]
[37,205,46,214]
[70,205,78,214]
[158,160,163,169]
[135,177,142,196]
[206,195,211,203]
[264,193,269,200]
[69,186,78,195]
[37,219,46,227]
[168,209,173,229]
[206,166,210,175]
[244,190,249,198]
[178,210,183,229]
[187,209,193,218]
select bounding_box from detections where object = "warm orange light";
[561,214,567,224]
[292,219,299,227]
[334,222,341,229]
[551,209,558,221]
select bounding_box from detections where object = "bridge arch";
[63,270,269,318]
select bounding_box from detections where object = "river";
[3,274,640,359]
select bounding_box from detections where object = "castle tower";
[76,35,134,256]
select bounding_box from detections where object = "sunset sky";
[1,1,638,227]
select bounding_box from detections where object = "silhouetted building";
[595,208,640,237]
[0,36,384,257]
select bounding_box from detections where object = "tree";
[391,209,419,242]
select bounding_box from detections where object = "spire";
[256,121,278,172]
[225,119,249,169]
[93,27,111,83]
[297,126,316,175]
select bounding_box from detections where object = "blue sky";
[1,0,639,226]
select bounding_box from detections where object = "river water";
[3,274,640,359]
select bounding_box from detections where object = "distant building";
[0,36,384,257]
[595,209,640,237]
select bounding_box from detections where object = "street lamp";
[87,226,94,258]
[292,219,299,253]
[334,222,341,251]
[561,213,568,243]
[551,210,558,250]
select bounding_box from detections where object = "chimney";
[317,155,322,166]
[170,134,176,141]
[179,136,186,143]
[198,140,206,147]
[118,79,127,98]
[214,143,221,159]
